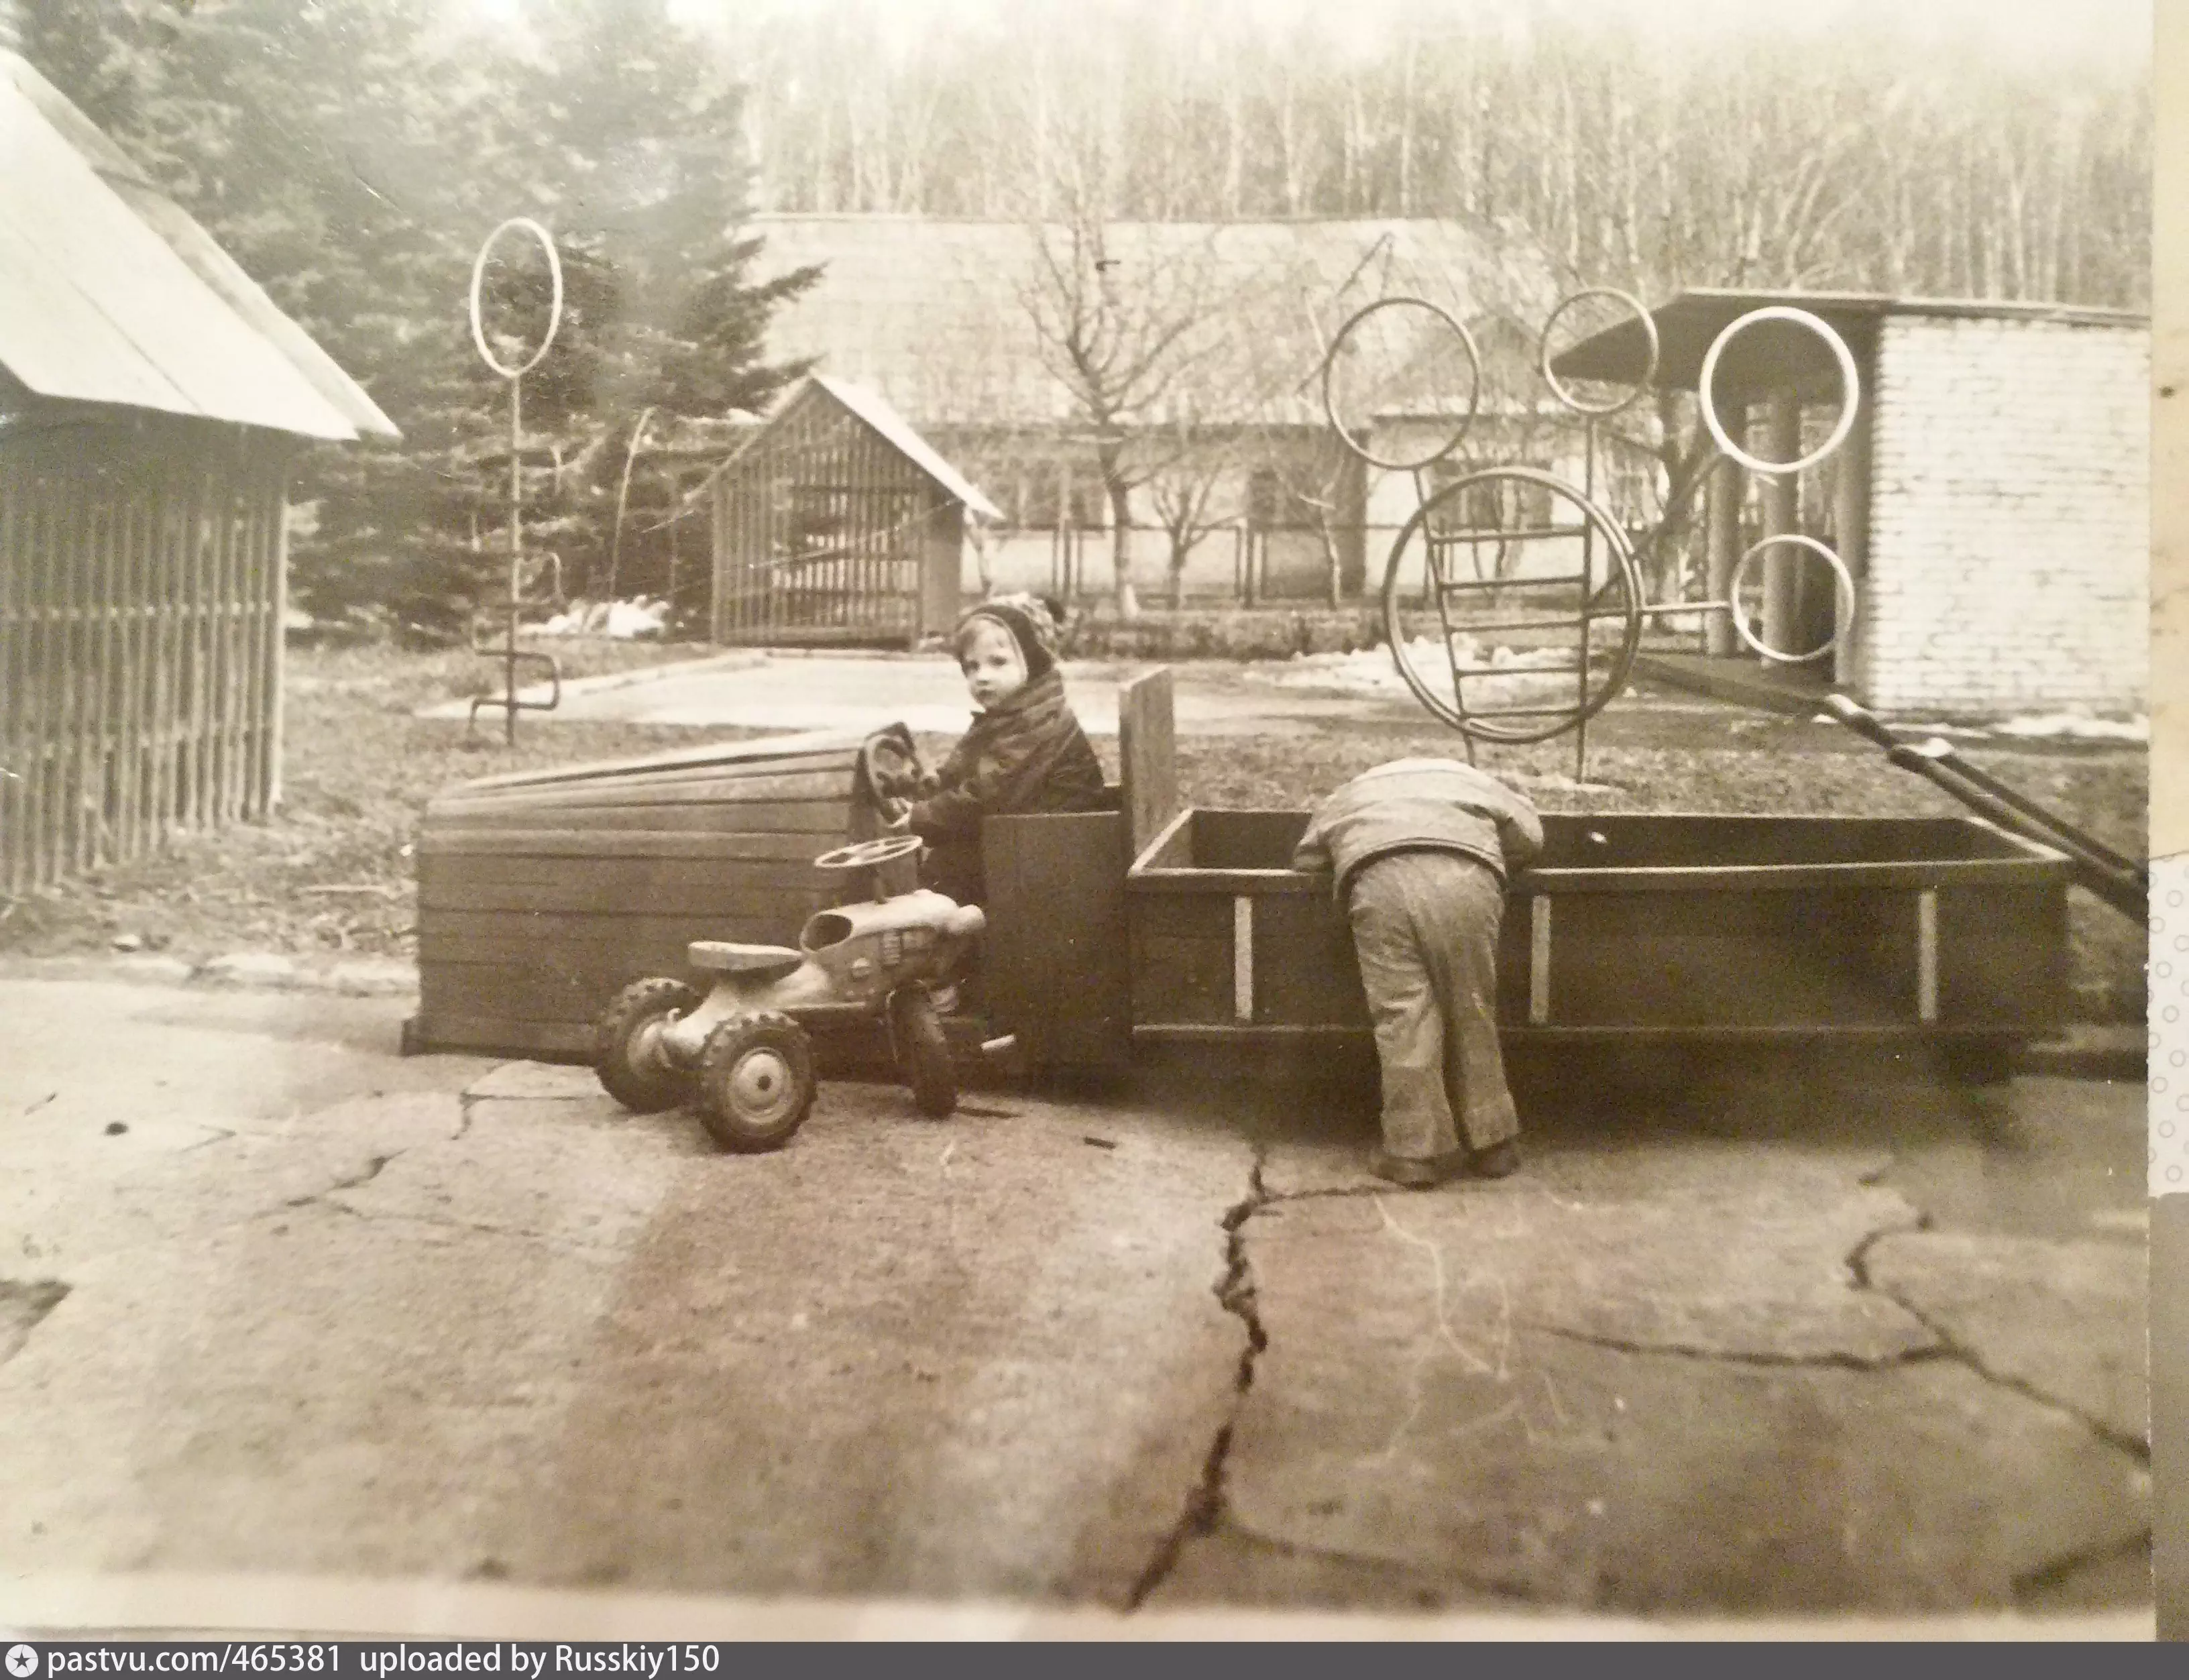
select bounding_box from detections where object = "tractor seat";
[688,940,804,981]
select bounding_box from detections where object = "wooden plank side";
[1935,882,2068,1028]
[1547,891,1916,1029]
[420,799,852,834]
[983,811,1131,1072]
[409,1012,597,1059]
[417,854,829,911]
[438,736,865,799]
[1521,858,2059,895]
[1129,889,1236,1027]
[418,827,836,863]
[420,903,817,952]
[427,767,854,813]
[1118,667,1180,862]
[1534,811,2015,867]
[1249,891,1367,1028]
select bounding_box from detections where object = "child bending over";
[880,594,1106,908]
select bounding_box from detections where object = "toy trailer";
[985,670,2072,1086]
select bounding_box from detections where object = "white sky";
[454,0,2150,68]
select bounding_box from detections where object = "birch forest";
[733,0,2149,308]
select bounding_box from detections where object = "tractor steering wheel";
[813,834,924,873]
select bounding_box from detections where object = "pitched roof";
[748,213,1560,432]
[0,49,398,441]
[717,374,1005,521]
[811,375,1003,520]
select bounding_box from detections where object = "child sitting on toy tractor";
[873,594,1107,912]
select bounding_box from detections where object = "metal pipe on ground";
[1822,695,2147,925]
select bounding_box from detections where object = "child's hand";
[880,797,912,831]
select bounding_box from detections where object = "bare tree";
[1013,156,1282,617]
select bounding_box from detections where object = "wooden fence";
[0,418,290,895]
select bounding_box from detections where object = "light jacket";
[1290,758,1544,899]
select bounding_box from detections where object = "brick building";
[1556,290,2149,720]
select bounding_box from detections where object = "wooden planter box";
[406,733,881,1058]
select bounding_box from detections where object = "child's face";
[959,618,1027,709]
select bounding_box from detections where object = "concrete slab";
[497,1087,1250,1604]
[1174,1185,2149,1612]
[1866,1231,2148,1447]
[1261,1138,1927,1364]
[0,974,1255,1605]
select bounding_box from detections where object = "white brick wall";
[1857,315,2148,717]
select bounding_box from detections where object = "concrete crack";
[1863,1278,2150,1463]
[1529,1321,1946,1374]
[1126,1146,1270,1611]
[0,1278,70,1367]
[1848,1215,2147,1463]
[2011,1528,2151,1604]
[282,1152,396,1209]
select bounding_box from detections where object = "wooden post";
[1117,666,1180,864]
[1759,388,1801,659]
[1704,449,1740,657]
[1831,371,1872,690]
[268,484,289,814]
[84,489,111,871]
[116,481,143,861]
[0,457,20,891]
[19,467,47,887]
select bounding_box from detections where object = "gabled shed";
[0,48,396,893]
[708,373,997,649]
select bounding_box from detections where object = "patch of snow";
[529,596,670,639]
[1988,713,2147,744]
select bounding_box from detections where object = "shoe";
[1469,1139,1522,1179]
[1367,1147,1469,1189]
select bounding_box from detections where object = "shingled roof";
[748,213,1561,433]
[0,48,398,441]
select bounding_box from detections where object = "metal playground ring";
[1727,534,1858,665]
[1320,296,1483,473]
[469,217,564,380]
[1539,287,1659,418]
[1697,305,1859,478]
[1380,465,1644,744]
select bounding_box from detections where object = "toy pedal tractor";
[593,834,984,1151]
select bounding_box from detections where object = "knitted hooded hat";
[956,593,1062,681]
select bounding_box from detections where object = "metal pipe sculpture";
[467,217,565,744]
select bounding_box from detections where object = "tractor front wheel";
[697,1011,817,1152]
[889,985,957,1119]
[596,978,701,1113]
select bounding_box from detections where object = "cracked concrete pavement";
[0,974,2151,1627]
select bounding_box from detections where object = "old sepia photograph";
[0,0,2159,1640]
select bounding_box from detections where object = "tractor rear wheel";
[890,985,957,1119]
[697,1011,816,1152]
[596,978,701,1113]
